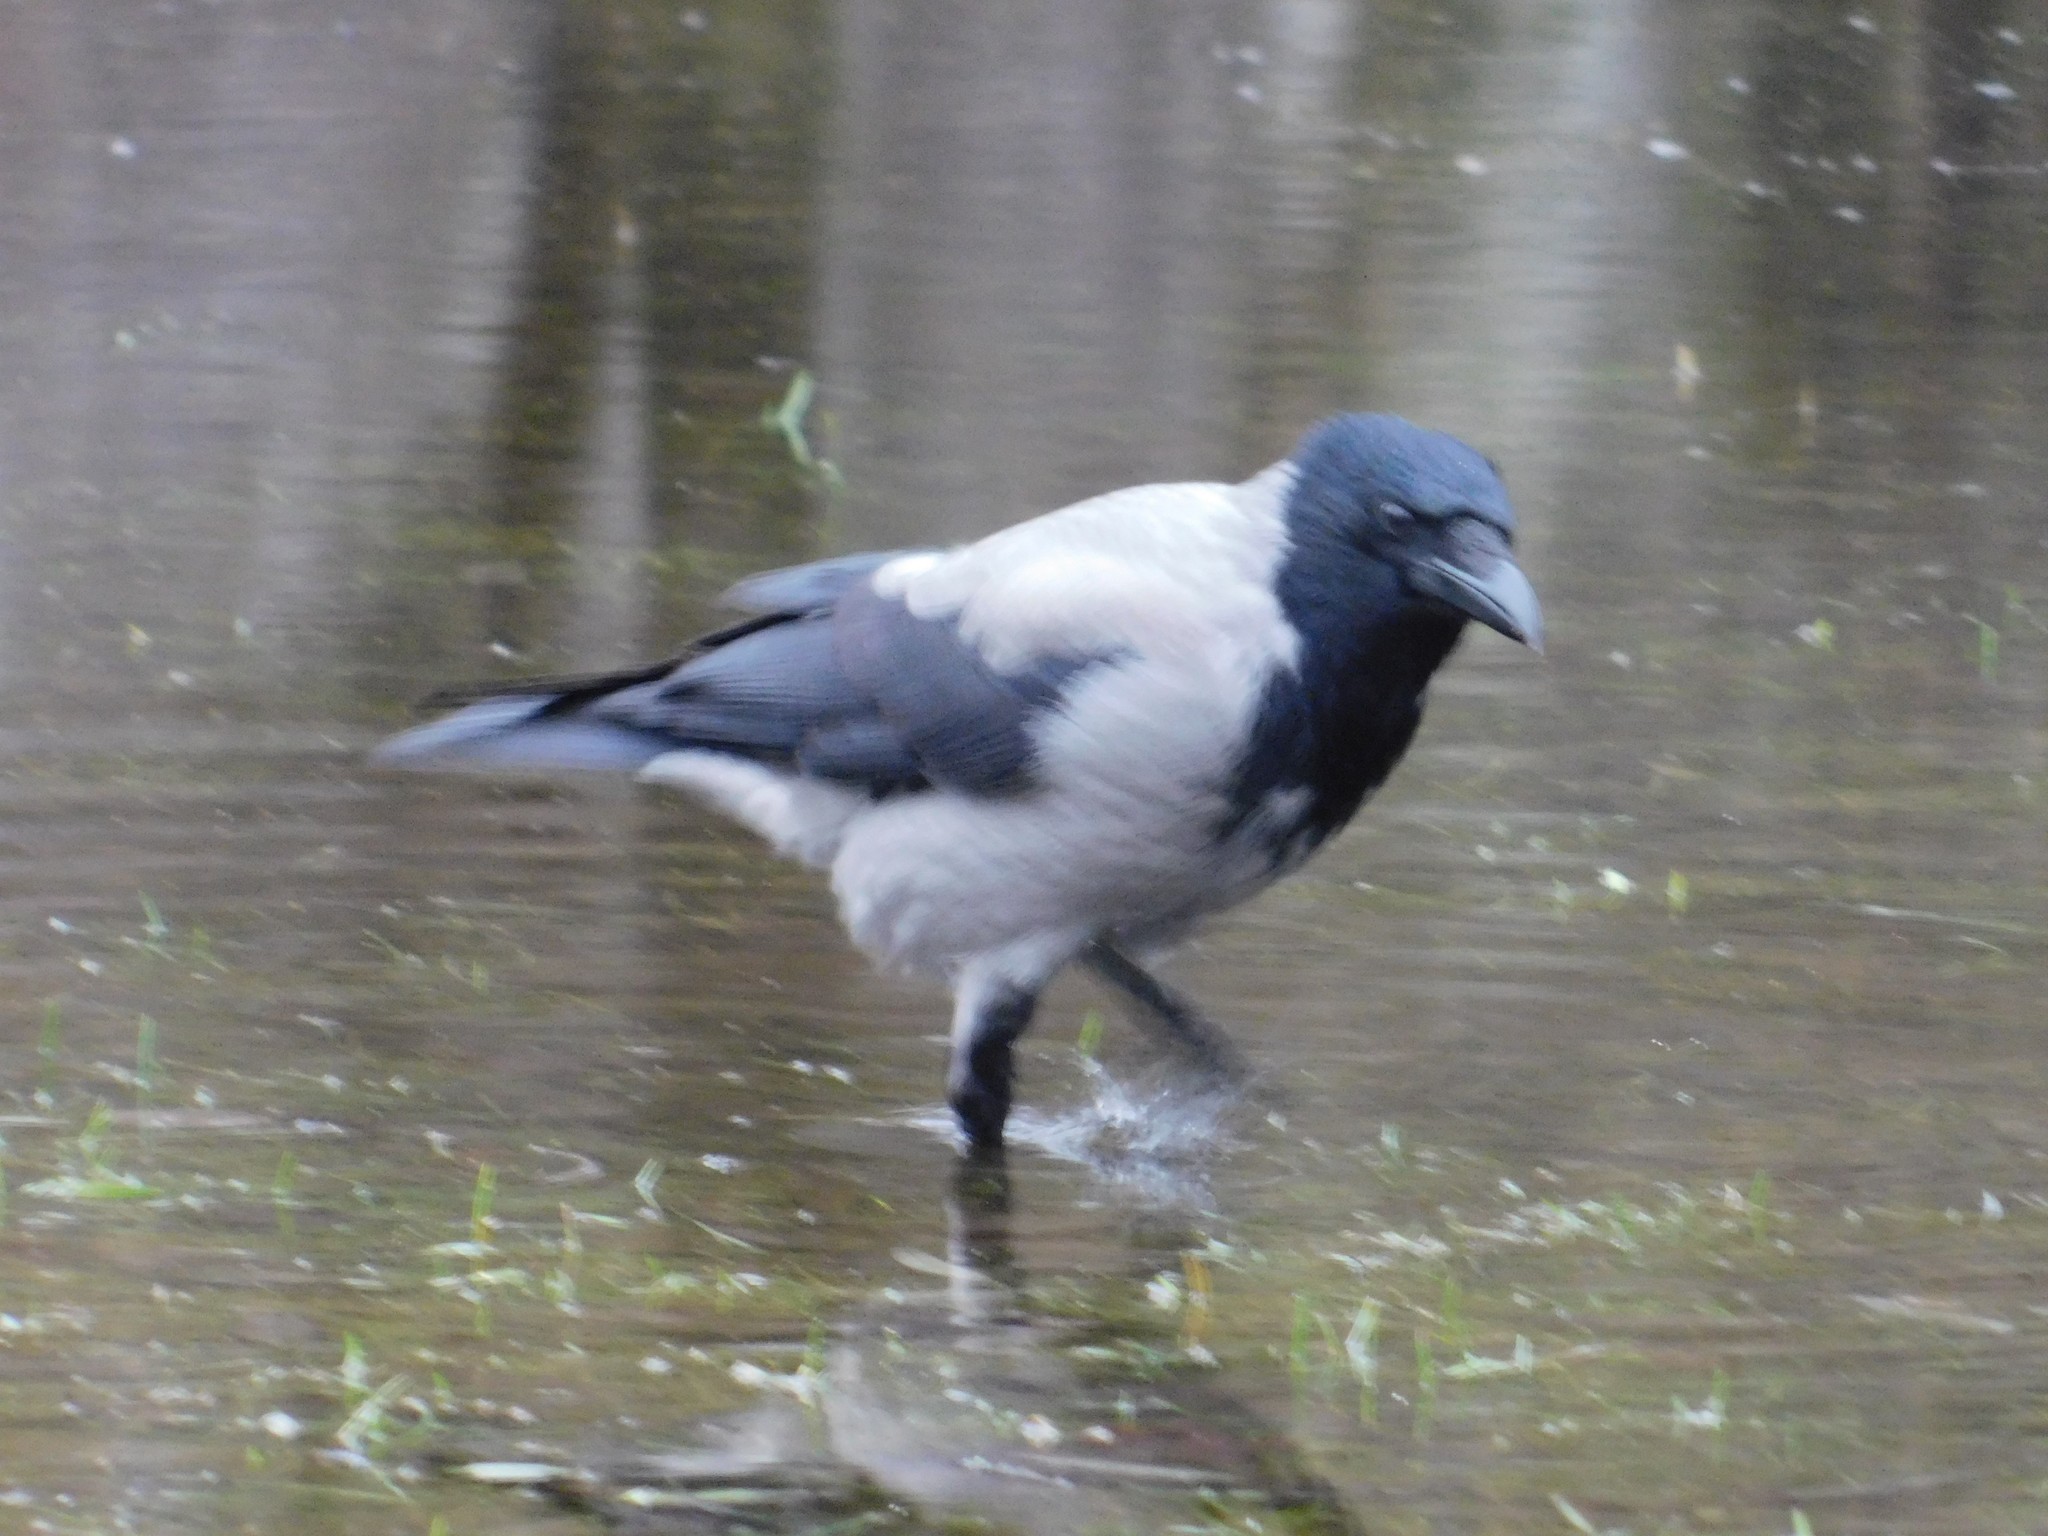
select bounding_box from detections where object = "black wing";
[376,550,1101,797]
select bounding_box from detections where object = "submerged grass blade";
[341,1332,371,1400]
[136,1015,159,1096]
[78,1099,113,1166]
[1076,1010,1105,1060]
[1345,1299,1380,1422]
[470,1162,497,1245]
[1439,1275,1467,1350]
[634,1158,664,1213]
[22,1172,157,1200]
[1414,1329,1436,1440]
[39,1000,61,1070]
[763,370,818,466]
[1666,870,1690,914]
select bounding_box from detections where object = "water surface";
[3,2,2048,1532]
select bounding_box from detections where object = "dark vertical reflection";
[816,0,1367,545]
[362,0,833,672]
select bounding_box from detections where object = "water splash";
[902,1062,1244,1205]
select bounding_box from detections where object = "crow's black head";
[1285,413,1541,650]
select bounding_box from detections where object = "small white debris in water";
[1019,1415,1061,1448]
[1454,153,1489,176]
[1684,444,1713,459]
[167,670,194,688]
[639,1355,674,1374]
[680,9,709,31]
[1796,619,1836,650]
[1975,81,2018,102]
[1235,82,1263,103]
[1598,868,1635,896]
[1834,205,1866,223]
[1475,845,1498,864]
[108,136,137,159]
[1608,650,1632,669]
[1846,12,1877,33]
[458,1462,565,1484]
[233,616,254,640]
[1851,154,1878,173]
[1725,75,1751,94]
[258,1411,303,1440]
[1082,1424,1116,1444]
[1646,137,1689,161]
[1673,342,1702,395]
[1671,1392,1726,1430]
[729,1360,819,1403]
[487,642,518,659]
[1983,1191,2006,1220]
[79,959,104,976]
[1145,1273,1184,1310]
[789,1059,817,1076]
[1853,1294,2013,1334]
[698,1154,742,1175]
[823,1065,855,1085]
[48,917,74,934]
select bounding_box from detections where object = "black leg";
[1082,939,1248,1082]
[947,976,1041,1149]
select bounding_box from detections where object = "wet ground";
[4,1,2048,1532]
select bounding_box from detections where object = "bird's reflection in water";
[458,1151,1356,1536]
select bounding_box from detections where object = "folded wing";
[374,547,1104,797]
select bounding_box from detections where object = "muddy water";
[4,1,2048,1532]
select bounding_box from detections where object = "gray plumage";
[377,414,1542,1149]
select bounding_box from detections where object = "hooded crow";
[376,413,1542,1148]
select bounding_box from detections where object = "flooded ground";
[3,1,2048,1532]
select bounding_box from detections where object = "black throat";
[1224,500,1466,854]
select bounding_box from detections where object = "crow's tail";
[372,659,682,776]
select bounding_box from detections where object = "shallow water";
[4,1,2048,1532]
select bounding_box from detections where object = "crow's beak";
[1407,520,1544,652]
